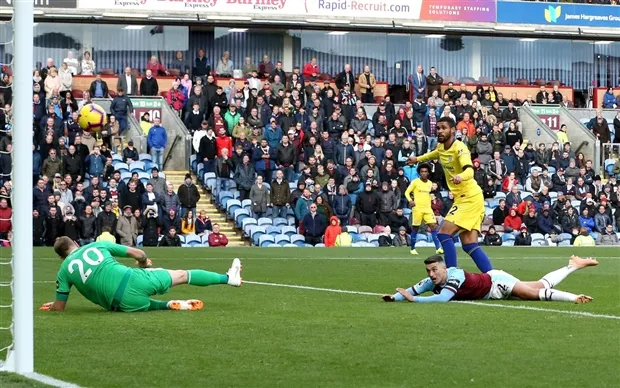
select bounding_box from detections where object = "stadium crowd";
[0,46,619,248]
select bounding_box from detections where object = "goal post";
[1,0,35,374]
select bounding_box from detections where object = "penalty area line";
[244,281,620,321]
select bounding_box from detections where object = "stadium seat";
[282,243,298,248]
[558,240,571,246]
[558,233,572,242]
[530,166,542,174]
[139,153,152,162]
[281,226,296,236]
[200,233,211,245]
[112,154,123,162]
[494,192,506,199]
[549,192,558,201]
[604,159,615,176]
[570,200,581,208]
[257,217,272,226]
[185,234,201,247]
[189,154,197,171]
[226,199,242,218]
[120,172,131,184]
[266,225,282,236]
[502,240,515,246]
[178,235,186,244]
[116,163,129,173]
[487,199,499,208]
[358,226,372,234]
[346,225,358,233]
[241,199,252,211]
[315,243,325,247]
[291,234,305,246]
[367,234,379,243]
[259,234,275,247]
[287,216,296,226]
[204,172,216,190]
[272,217,287,227]
[440,190,448,199]
[129,161,146,173]
[219,191,233,207]
[234,209,250,228]
[136,235,143,247]
[275,235,290,246]
[243,218,258,236]
[531,233,545,242]
[351,233,364,242]
[547,166,556,174]
[502,233,516,242]
[251,226,267,246]
[484,207,494,216]
[372,225,385,234]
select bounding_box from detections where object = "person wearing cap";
[177,173,200,218]
[392,226,411,247]
[117,205,138,247]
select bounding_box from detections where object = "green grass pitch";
[1,247,619,388]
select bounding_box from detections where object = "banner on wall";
[497,1,620,28]
[0,0,77,8]
[76,0,496,23]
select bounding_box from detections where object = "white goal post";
[0,0,34,374]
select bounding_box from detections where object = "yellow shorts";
[412,208,437,227]
[445,191,485,232]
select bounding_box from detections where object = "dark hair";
[417,163,431,175]
[424,255,445,265]
[437,116,456,128]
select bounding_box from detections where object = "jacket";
[96,211,117,235]
[110,95,133,117]
[141,215,160,246]
[295,195,313,220]
[117,214,138,246]
[597,232,619,245]
[334,232,353,247]
[166,88,185,111]
[377,189,398,213]
[86,154,106,177]
[234,163,256,191]
[358,72,376,94]
[147,125,168,149]
[332,194,352,217]
[41,157,62,180]
[356,191,380,215]
[89,80,109,98]
[178,183,200,208]
[162,215,181,235]
[302,212,327,237]
[270,179,290,206]
[483,233,502,246]
[116,74,138,95]
[208,232,229,247]
[158,234,182,247]
[250,183,269,213]
[594,213,612,233]
[162,191,180,212]
[561,213,580,233]
[324,216,341,247]
[139,77,159,96]
[392,233,411,247]
[537,212,554,234]
[514,232,532,246]
[276,143,297,167]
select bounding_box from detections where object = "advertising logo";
[544,5,561,23]
[226,0,286,11]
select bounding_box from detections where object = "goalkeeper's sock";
[187,270,228,286]
[148,299,170,310]
[538,288,578,302]
[410,230,417,250]
[540,265,576,289]
[431,229,441,250]
[392,287,415,302]
[437,233,457,268]
[462,242,493,273]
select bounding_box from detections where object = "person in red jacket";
[503,208,522,233]
[324,216,341,247]
[302,57,320,81]
[215,127,233,157]
[501,171,519,193]
[0,198,12,242]
[166,82,185,115]
[208,223,228,247]
[517,197,535,216]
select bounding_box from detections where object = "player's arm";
[101,241,152,267]
[452,145,474,184]
[415,149,440,163]
[398,287,455,303]
[41,300,67,312]
[404,180,415,203]
[41,273,71,312]
[384,277,433,301]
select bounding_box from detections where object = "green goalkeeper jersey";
[55,241,130,310]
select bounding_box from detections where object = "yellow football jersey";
[418,140,481,198]
[405,178,432,210]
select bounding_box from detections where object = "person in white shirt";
[63,51,79,76]
[247,70,262,91]
[81,51,96,76]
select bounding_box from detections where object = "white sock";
[538,288,577,302]
[540,265,576,289]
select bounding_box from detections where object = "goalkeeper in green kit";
[40,237,242,312]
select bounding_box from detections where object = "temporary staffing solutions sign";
[78,0,496,23]
[497,0,620,28]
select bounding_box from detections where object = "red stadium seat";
[108,90,117,98]
[168,69,181,77]
[494,77,509,85]
[515,78,530,85]
[478,76,491,84]
[533,78,546,86]
[72,89,83,98]
[100,68,115,75]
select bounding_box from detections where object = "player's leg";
[410,210,422,255]
[168,258,242,288]
[460,230,493,273]
[521,256,599,290]
[436,220,460,268]
[426,221,442,254]
[511,282,592,304]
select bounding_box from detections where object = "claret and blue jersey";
[408,267,493,303]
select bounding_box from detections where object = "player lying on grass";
[40,237,242,312]
[382,254,596,304]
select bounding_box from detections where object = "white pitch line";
[22,372,83,388]
[244,281,620,321]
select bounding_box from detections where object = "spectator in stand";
[159,226,182,247]
[96,201,117,236]
[32,209,46,246]
[560,206,579,234]
[602,87,617,109]
[116,67,138,96]
[148,167,166,196]
[594,205,612,233]
[424,66,443,98]
[181,210,196,235]
[492,199,509,226]
[208,223,228,247]
[234,154,255,201]
[43,67,60,99]
[80,51,96,75]
[250,175,269,218]
[139,69,159,96]
[506,185,523,209]
[117,205,138,247]
[501,172,519,193]
[253,138,276,183]
[162,208,181,235]
[0,198,11,241]
[537,206,555,235]
[193,48,211,84]
[358,65,377,104]
[377,181,398,225]
[89,73,109,98]
[573,227,595,246]
[324,216,341,247]
[139,208,158,246]
[242,56,257,78]
[270,61,286,84]
[198,127,217,173]
[215,127,233,159]
[167,81,185,117]
[178,174,200,218]
[302,202,326,245]
[196,210,212,235]
[147,56,169,76]
[409,65,426,99]
[503,208,522,233]
[483,225,502,246]
[597,224,619,245]
[215,51,234,77]
[579,207,595,233]
[514,224,532,246]
[122,140,139,164]
[356,183,379,227]
[214,147,233,197]
[110,88,133,134]
[41,149,62,181]
[224,104,241,133]
[270,170,290,219]
[147,117,167,170]
[295,188,313,223]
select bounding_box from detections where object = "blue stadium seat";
[129,161,146,173]
[440,190,448,199]
[287,216,296,226]
[275,235,290,246]
[266,225,282,236]
[219,190,233,204]
[242,199,252,211]
[547,166,556,174]
[112,154,123,162]
[185,234,201,247]
[189,154,197,171]
[234,209,250,228]
[314,243,325,247]
[558,240,571,246]
[531,233,545,241]
[367,234,379,243]
[570,200,581,208]
[251,226,267,246]
[196,163,205,180]
[272,217,287,227]
[291,234,305,246]
[116,163,129,173]
[204,172,216,190]
[226,199,242,218]
[178,235,186,244]
[502,240,515,246]
[502,233,516,241]
[242,218,258,236]
[257,217,272,226]
[120,172,131,184]
[549,192,558,201]
[351,233,365,242]
[139,153,152,162]
[259,235,275,247]
[484,207,494,216]
[559,233,572,241]
[604,159,615,176]
[346,225,358,233]
[200,233,211,245]
[136,235,143,247]
[530,166,542,174]
[281,226,296,236]
[494,192,506,199]
[488,199,499,208]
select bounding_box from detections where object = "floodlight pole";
[13,0,35,374]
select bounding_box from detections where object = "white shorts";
[487,270,520,300]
